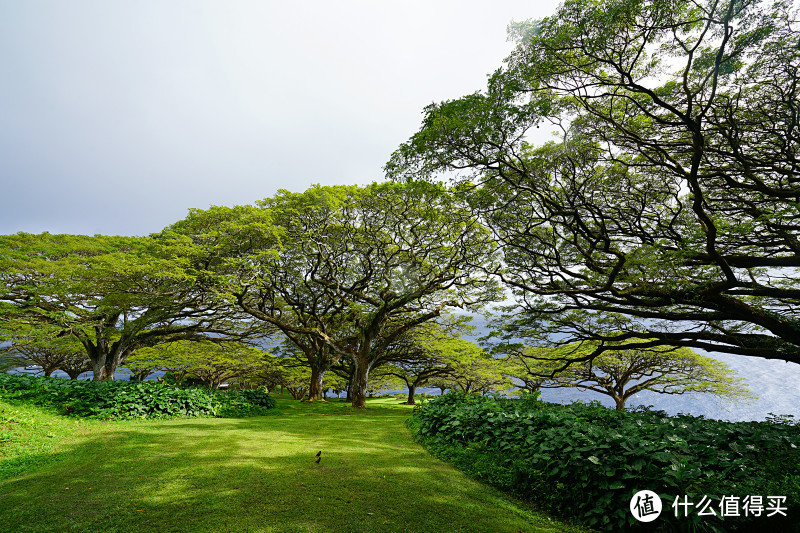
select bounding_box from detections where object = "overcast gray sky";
[0,0,561,236]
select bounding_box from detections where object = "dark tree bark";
[307,365,326,402]
[405,383,417,405]
[350,358,371,409]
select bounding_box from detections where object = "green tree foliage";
[127,340,272,389]
[2,335,89,378]
[166,197,344,402]
[444,342,511,395]
[383,316,483,404]
[0,233,257,380]
[284,182,499,408]
[387,0,800,365]
[513,340,754,410]
[169,182,501,408]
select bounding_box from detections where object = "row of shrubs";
[0,373,276,420]
[408,392,800,532]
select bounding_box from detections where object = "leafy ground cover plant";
[408,392,800,532]
[0,374,275,420]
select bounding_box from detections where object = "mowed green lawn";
[0,395,586,533]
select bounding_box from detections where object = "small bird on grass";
[315,451,321,464]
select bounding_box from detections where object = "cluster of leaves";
[0,374,276,420]
[214,387,278,418]
[408,392,800,531]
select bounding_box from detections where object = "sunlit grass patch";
[0,399,89,481]
[0,394,585,532]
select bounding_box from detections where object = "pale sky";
[0,0,561,236]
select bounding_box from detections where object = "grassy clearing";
[0,399,89,481]
[0,395,586,533]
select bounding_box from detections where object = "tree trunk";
[89,344,123,381]
[351,360,370,409]
[346,374,354,400]
[404,384,417,405]
[92,356,115,381]
[614,396,626,410]
[307,366,326,401]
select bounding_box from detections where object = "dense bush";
[214,388,277,418]
[0,373,276,420]
[408,392,800,532]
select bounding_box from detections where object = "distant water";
[12,339,800,423]
[456,315,800,423]
[411,354,800,423]
[533,350,800,422]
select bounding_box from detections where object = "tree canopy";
[169,182,501,408]
[0,233,258,380]
[512,340,754,410]
[127,340,272,389]
[382,315,479,404]
[387,0,800,365]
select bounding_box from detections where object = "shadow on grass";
[0,407,579,533]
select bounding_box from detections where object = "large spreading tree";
[387,0,800,365]
[166,190,359,402]
[170,182,501,408]
[510,341,753,410]
[280,182,500,408]
[0,233,258,380]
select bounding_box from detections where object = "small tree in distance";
[446,346,512,395]
[127,340,272,389]
[3,335,91,379]
[383,316,478,404]
[514,341,755,411]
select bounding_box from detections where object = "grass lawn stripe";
[0,396,586,533]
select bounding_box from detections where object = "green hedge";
[408,392,800,532]
[0,373,276,420]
